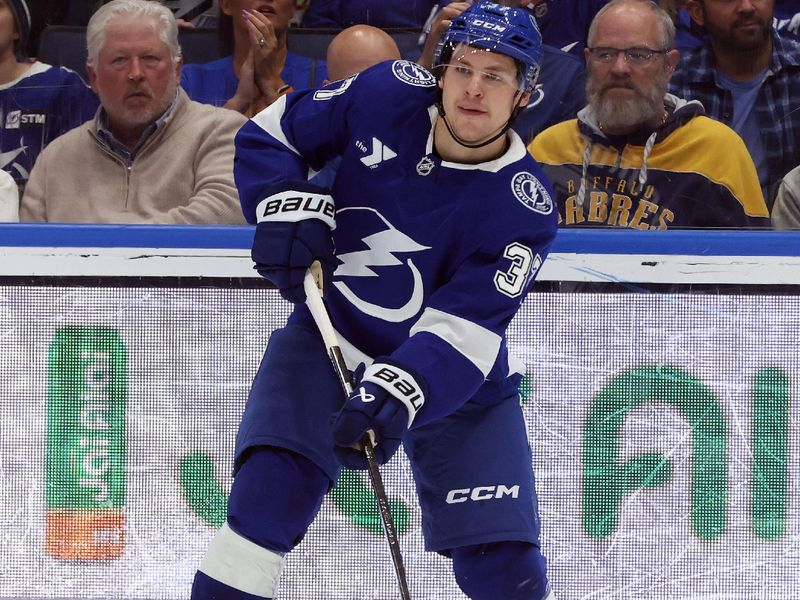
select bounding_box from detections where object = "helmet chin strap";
[436,89,527,150]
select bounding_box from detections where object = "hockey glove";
[251,182,336,304]
[332,360,427,469]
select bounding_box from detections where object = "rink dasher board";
[2,245,800,284]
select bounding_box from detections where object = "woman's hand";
[244,9,284,96]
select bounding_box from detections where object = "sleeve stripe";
[409,307,501,377]
[250,95,302,157]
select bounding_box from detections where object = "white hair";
[87,0,182,67]
[587,0,676,50]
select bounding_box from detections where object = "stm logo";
[360,137,397,168]
[446,485,520,504]
[5,110,46,129]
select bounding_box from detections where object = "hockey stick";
[303,269,412,600]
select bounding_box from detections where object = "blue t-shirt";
[180,53,328,107]
[717,69,768,199]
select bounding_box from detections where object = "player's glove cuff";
[361,360,427,428]
[254,180,336,230]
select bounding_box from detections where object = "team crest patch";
[511,172,553,215]
[391,60,436,87]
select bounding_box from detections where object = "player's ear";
[517,90,531,109]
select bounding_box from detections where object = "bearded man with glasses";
[529,0,769,229]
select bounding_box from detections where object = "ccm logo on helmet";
[446,485,520,504]
[472,19,507,33]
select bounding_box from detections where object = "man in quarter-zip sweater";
[21,0,247,224]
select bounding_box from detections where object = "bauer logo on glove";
[368,364,425,425]
[332,360,428,469]
[250,181,337,304]
[257,190,336,228]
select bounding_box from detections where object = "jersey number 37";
[494,242,542,298]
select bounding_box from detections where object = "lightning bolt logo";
[0,139,29,180]
[333,207,431,323]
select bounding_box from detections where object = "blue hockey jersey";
[235,60,558,426]
[512,44,586,144]
[0,62,98,185]
[524,0,610,55]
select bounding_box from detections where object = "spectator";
[772,165,800,228]
[669,0,800,208]
[20,0,246,224]
[529,0,769,229]
[324,23,401,82]
[673,0,800,52]
[301,0,439,29]
[0,169,19,221]
[419,1,587,143]
[180,0,327,115]
[0,0,98,190]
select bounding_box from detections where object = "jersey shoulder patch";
[510,171,554,215]
[390,60,437,87]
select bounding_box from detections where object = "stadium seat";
[36,26,88,80]
[178,28,221,64]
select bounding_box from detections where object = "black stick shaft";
[328,347,412,600]
[362,440,412,600]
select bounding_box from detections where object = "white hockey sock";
[198,522,285,598]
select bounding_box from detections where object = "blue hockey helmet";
[433,0,543,93]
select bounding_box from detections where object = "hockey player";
[192,2,557,599]
[418,1,588,144]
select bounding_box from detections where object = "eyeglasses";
[440,63,519,89]
[587,47,671,65]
